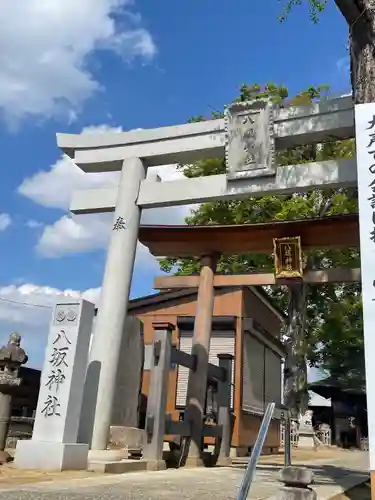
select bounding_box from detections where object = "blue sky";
[0,0,350,370]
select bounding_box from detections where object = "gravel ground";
[0,451,368,500]
[0,467,279,500]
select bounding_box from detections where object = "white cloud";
[0,213,11,231]
[37,215,110,258]
[0,0,156,124]
[25,220,43,229]
[35,199,191,262]
[336,55,350,75]
[36,209,189,269]
[19,154,120,211]
[18,124,185,211]
[0,283,100,326]
[0,283,101,368]
[18,125,194,261]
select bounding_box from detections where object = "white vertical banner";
[355,103,375,470]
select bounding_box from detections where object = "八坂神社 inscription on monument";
[15,300,94,471]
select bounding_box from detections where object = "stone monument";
[109,316,145,456]
[298,410,317,449]
[111,316,144,428]
[77,315,146,468]
[0,333,28,464]
[15,299,95,470]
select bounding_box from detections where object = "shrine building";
[129,285,285,456]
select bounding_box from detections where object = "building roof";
[138,214,359,257]
[308,377,366,400]
[308,390,331,407]
[126,286,286,355]
[95,284,286,321]
[131,284,285,319]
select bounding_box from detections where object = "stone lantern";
[0,333,28,463]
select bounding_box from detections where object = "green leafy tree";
[279,0,328,23]
[312,283,365,388]
[160,82,360,417]
[279,0,375,104]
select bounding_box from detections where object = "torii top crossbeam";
[59,96,356,215]
[138,213,359,257]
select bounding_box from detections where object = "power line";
[0,296,52,309]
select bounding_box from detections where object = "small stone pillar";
[143,322,173,471]
[0,333,28,464]
[216,353,233,466]
[278,467,316,500]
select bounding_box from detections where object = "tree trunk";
[351,1,375,104]
[283,282,309,420]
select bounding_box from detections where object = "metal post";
[143,322,173,470]
[236,402,275,500]
[217,354,233,466]
[284,411,292,467]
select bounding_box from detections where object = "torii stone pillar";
[89,157,146,454]
[184,253,218,466]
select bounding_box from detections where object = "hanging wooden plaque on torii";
[273,236,303,281]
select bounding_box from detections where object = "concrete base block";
[109,426,146,451]
[184,456,205,468]
[88,459,147,474]
[145,460,166,471]
[216,457,232,467]
[14,440,89,471]
[88,449,126,462]
[277,486,317,500]
[280,467,314,487]
[233,447,249,458]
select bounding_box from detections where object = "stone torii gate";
[57,97,373,472]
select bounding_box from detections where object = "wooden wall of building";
[234,288,283,452]
[135,286,283,452]
[135,288,243,427]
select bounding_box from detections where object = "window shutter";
[176,330,235,408]
[176,333,192,407]
[242,332,265,415]
[207,332,235,408]
[264,347,282,407]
